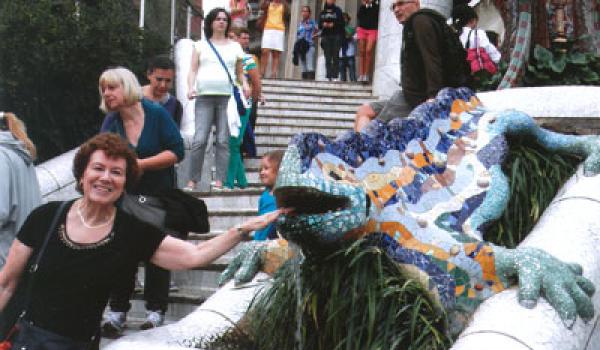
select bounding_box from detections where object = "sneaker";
[101,311,126,337]
[140,311,165,330]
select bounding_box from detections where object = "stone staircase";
[121,79,375,336]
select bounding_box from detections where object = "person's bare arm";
[0,240,33,311]
[187,48,200,100]
[248,68,262,101]
[137,150,178,172]
[151,210,286,270]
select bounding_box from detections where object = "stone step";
[257,100,360,112]
[262,85,372,98]
[242,157,261,168]
[257,144,293,154]
[257,108,355,120]
[257,116,354,129]
[263,93,376,105]
[262,78,372,91]
[208,208,258,231]
[255,124,349,135]
[254,131,338,145]
[201,191,261,210]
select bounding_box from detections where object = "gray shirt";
[0,131,42,268]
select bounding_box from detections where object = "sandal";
[210,181,225,192]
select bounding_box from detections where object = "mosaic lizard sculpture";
[220,88,599,332]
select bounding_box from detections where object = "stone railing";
[35,148,78,202]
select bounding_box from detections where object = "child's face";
[259,157,278,188]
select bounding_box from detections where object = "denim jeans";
[339,56,356,81]
[188,95,230,184]
[321,35,341,79]
[300,45,315,73]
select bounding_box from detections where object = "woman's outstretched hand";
[236,208,292,235]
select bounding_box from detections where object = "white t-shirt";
[459,27,501,64]
[194,39,244,96]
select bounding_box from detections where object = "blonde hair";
[0,112,37,160]
[263,150,284,170]
[98,67,142,113]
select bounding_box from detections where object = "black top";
[357,1,379,30]
[17,201,166,342]
[318,4,344,37]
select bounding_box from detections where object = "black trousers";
[321,35,341,79]
[241,99,258,157]
[108,262,170,313]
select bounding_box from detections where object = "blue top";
[253,190,277,240]
[100,99,184,194]
[159,94,183,128]
[297,19,318,46]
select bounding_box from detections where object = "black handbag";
[120,188,209,239]
[0,201,93,350]
[11,320,90,350]
[206,39,247,117]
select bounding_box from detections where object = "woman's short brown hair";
[73,133,140,193]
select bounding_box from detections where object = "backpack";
[405,9,472,88]
[465,29,497,75]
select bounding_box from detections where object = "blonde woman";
[0,112,41,270]
[259,0,290,78]
[98,66,185,332]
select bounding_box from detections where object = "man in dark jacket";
[354,0,449,131]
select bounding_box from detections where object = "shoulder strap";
[206,40,235,87]
[21,201,70,317]
[466,29,473,49]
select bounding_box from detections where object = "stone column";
[284,0,305,78]
[372,0,402,98]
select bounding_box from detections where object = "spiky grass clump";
[485,139,581,247]
[242,241,451,350]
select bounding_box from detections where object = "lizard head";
[274,145,370,252]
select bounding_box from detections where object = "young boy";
[338,12,356,82]
[254,150,284,240]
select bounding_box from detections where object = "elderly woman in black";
[0,133,283,349]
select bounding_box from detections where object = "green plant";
[472,60,507,92]
[239,242,451,350]
[523,44,600,86]
[0,0,169,162]
[485,139,581,248]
